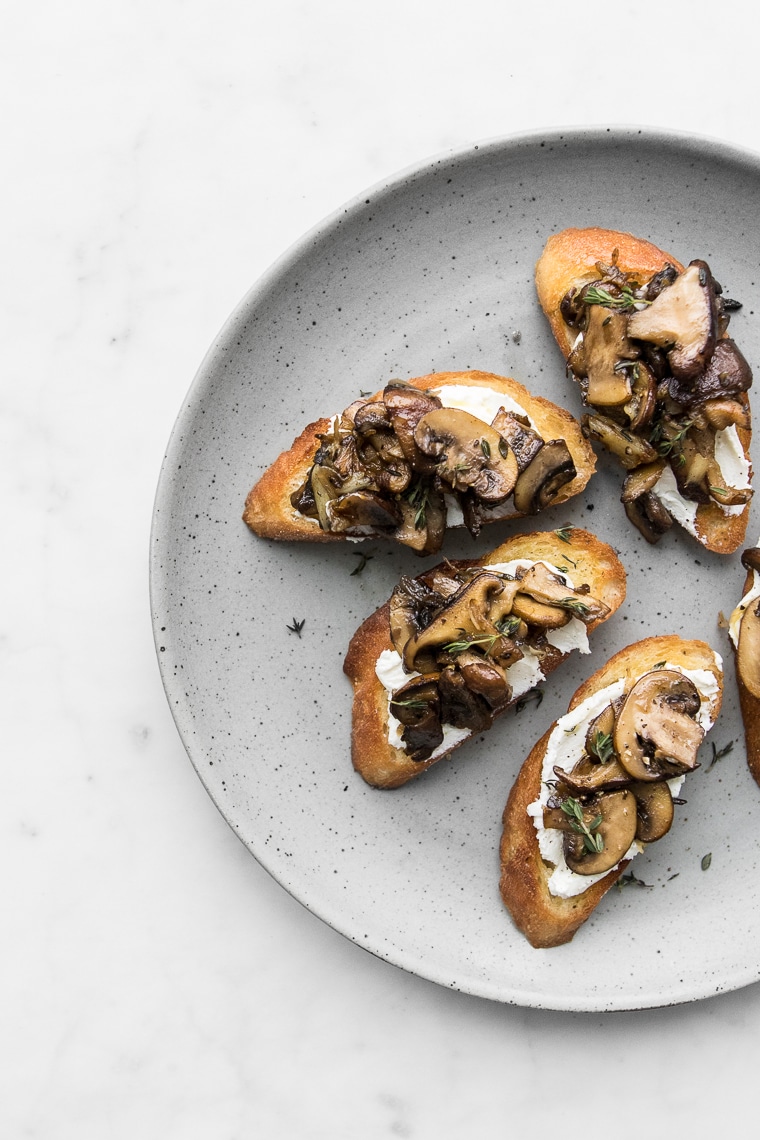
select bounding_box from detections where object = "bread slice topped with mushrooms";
[535,228,753,553]
[343,528,625,788]
[499,635,724,948]
[244,370,595,556]
[727,541,760,786]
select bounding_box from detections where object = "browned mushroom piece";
[394,481,447,555]
[402,571,506,673]
[693,397,751,432]
[627,261,718,381]
[623,490,674,544]
[513,560,611,623]
[613,670,705,781]
[562,790,638,876]
[454,651,512,709]
[389,674,444,763]
[582,413,660,469]
[413,407,518,503]
[438,665,493,732]
[512,439,577,514]
[510,594,570,629]
[326,490,401,533]
[490,408,544,470]
[554,755,631,795]
[567,306,639,407]
[382,381,443,467]
[623,363,657,431]
[630,781,674,843]
[667,339,753,407]
[741,547,760,574]
[620,459,667,504]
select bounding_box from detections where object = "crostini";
[728,541,760,787]
[343,527,625,789]
[499,636,724,948]
[535,227,753,554]
[244,370,595,556]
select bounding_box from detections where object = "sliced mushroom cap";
[582,413,660,469]
[413,407,518,502]
[455,651,512,709]
[620,459,667,503]
[563,790,638,876]
[512,439,577,513]
[382,382,443,467]
[737,594,760,700]
[623,363,657,432]
[553,755,632,795]
[741,547,760,574]
[438,665,493,732]
[667,338,753,407]
[511,594,570,629]
[693,397,751,432]
[389,674,444,763]
[394,481,447,555]
[613,670,705,781]
[631,781,674,843]
[568,306,638,407]
[514,561,611,623]
[627,261,718,381]
[325,490,401,533]
[389,575,450,656]
[490,408,544,471]
[623,489,674,544]
[402,571,505,673]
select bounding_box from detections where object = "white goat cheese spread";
[527,661,721,898]
[653,425,751,534]
[431,383,535,428]
[375,559,590,756]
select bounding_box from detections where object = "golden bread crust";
[535,228,752,555]
[499,635,724,948]
[343,528,626,789]
[243,370,596,543]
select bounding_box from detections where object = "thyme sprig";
[560,597,591,618]
[443,631,501,656]
[588,730,614,763]
[286,617,305,636]
[707,740,734,770]
[555,526,573,543]
[350,552,373,576]
[583,284,650,311]
[561,797,605,855]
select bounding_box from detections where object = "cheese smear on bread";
[527,662,721,898]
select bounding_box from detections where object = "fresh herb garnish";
[707,740,734,770]
[561,797,605,855]
[443,631,501,656]
[496,614,522,637]
[406,481,429,530]
[588,730,614,764]
[560,597,591,618]
[616,870,652,891]
[480,438,491,459]
[515,688,544,714]
[350,551,373,576]
[555,526,573,544]
[286,617,306,636]
[583,284,650,311]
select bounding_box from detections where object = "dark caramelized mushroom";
[614,670,704,781]
[563,790,638,876]
[512,439,577,513]
[582,413,660,469]
[631,781,674,843]
[628,261,718,380]
[413,407,518,503]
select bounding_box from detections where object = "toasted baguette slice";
[727,543,760,786]
[343,528,625,789]
[535,227,753,554]
[244,370,595,554]
[499,635,724,948]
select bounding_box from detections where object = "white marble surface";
[6,2,760,1136]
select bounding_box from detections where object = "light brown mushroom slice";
[512,440,577,514]
[554,756,631,795]
[737,595,760,700]
[582,413,660,470]
[511,594,570,629]
[696,397,751,432]
[630,781,674,843]
[490,408,544,470]
[567,306,637,407]
[402,571,505,673]
[515,561,610,623]
[413,408,518,503]
[627,261,717,380]
[623,363,657,432]
[613,670,705,781]
[563,790,638,876]
[620,459,667,504]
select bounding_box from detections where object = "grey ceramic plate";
[150,127,760,1011]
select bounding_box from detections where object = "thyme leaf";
[701,852,712,871]
[555,526,573,543]
[588,730,614,763]
[561,796,605,855]
[286,618,306,636]
[350,552,373,576]
[707,740,734,770]
[583,284,650,311]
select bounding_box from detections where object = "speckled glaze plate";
[150,127,760,1011]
